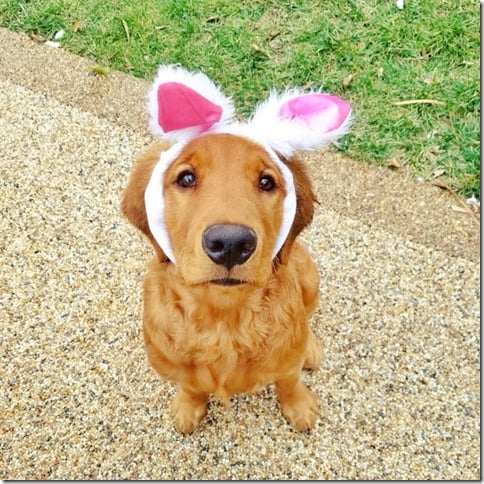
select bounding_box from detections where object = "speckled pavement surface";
[0,28,480,480]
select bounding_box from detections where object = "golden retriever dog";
[121,66,351,433]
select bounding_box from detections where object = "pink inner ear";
[278,93,351,132]
[157,82,223,132]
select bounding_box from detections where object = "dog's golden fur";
[121,134,321,433]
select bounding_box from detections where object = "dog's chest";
[184,307,274,364]
[174,300,303,394]
[146,265,311,395]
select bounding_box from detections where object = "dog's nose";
[202,224,257,270]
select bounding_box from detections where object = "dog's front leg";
[275,372,318,431]
[171,387,208,434]
[303,328,322,370]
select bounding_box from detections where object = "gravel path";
[0,28,479,480]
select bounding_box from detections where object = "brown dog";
[122,135,321,433]
[121,66,351,433]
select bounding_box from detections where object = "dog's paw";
[279,384,318,432]
[303,330,322,370]
[171,390,207,434]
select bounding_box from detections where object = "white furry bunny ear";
[245,90,352,158]
[147,65,235,143]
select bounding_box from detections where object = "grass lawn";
[0,0,479,197]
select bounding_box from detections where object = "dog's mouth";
[209,278,246,286]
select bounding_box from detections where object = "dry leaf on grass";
[71,21,82,32]
[387,158,402,169]
[251,44,271,59]
[394,99,446,106]
[342,73,356,90]
[302,81,315,90]
[121,18,130,43]
[205,16,224,24]
[267,30,282,41]
[432,168,446,178]
[29,33,45,43]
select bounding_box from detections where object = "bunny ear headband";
[145,65,352,263]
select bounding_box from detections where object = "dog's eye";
[176,170,197,189]
[259,174,276,192]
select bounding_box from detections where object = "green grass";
[0,0,479,197]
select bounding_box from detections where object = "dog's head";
[121,66,351,287]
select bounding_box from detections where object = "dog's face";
[164,134,286,286]
[122,133,315,288]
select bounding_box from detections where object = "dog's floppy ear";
[121,143,169,262]
[147,65,235,142]
[247,90,352,159]
[277,156,317,265]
